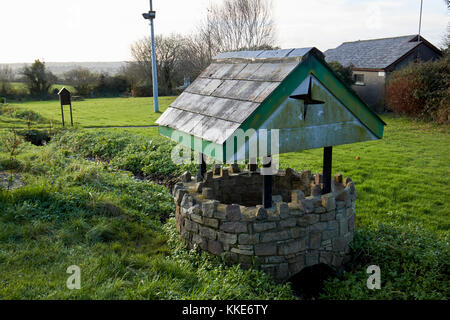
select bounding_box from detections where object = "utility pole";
[418,0,423,42]
[143,0,159,113]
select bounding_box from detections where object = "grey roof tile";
[324,35,420,69]
[157,47,318,144]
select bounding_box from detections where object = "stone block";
[278,239,306,255]
[275,263,289,280]
[300,198,314,213]
[202,200,218,218]
[327,220,338,230]
[261,230,290,243]
[314,173,322,184]
[332,237,347,252]
[305,252,319,266]
[181,171,191,182]
[336,200,345,208]
[190,213,203,224]
[346,207,354,218]
[314,207,326,214]
[226,204,241,221]
[279,217,297,228]
[276,202,290,218]
[310,222,327,232]
[331,254,344,267]
[199,226,217,240]
[321,193,336,211]
[344,177,353,186]
[320,211,336,222]
[239,233,260,245]
[291,227,307,239]
[218,232,237,244]
[202,187,214,199]
[180,193,195,209]
[291,190,305,203]
[311,184,322,197]
[265,256,285,264]
[253,222,277,233]
[231,247,253,256]
[203,217,219,228]
[339,218,348,235]
[192,234,207,250]
[195,182,203,193]
[175,189,188,206]
[208,240,223,256]
[348,215,355,232]
[322,229,338,241]
[309,232,321,249]
[172,183,184,197]
[335,188,349,202]
[256,206,268,220]
[220,222,248,233]
[319,251,332,264]
[297,214,319,227]
[184,219,198,233]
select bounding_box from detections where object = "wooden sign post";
[57,87,73,127]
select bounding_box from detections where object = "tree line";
[0,60,129,100]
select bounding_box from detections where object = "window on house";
[354,74,365,85]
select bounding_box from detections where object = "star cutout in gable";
[290,76,324,120]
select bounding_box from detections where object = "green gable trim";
[158,126,226,162]
[240,53,385,139]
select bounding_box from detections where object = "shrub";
[18,129,52,146]
[386,55,450,124]
[328,61,355,87]
[0,106,46,123]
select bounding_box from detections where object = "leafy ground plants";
[0,112,449,300]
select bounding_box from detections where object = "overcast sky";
[0,0,448,63]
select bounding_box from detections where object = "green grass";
[0,97,174,129]
[0,139,292,299]
[280,115,450,234]
[0,107,448,299]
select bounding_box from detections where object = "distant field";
[0,97,174,128]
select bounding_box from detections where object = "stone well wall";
[172,167,357,282]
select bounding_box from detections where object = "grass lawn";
[280,115,450,234]
[0,97,174,129]
[0,103,448,299]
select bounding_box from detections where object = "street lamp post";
[143,0,159,113]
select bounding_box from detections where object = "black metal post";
[323,146,333,194]
[199,153,206,178]
[69,103,73,126]
[263,156,272,208]
[249,157,257,172]
[60,104,65,127]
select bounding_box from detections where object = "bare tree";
[131,34,189,95]
[64,67,98,96]
[199,0,277,53]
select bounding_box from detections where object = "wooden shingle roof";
[156,48,323,144]
[157,47,385,162]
